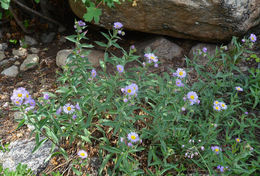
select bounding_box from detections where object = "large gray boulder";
[0,138,56,174]
[69,0,260,42]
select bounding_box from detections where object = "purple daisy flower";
[250,34,257,42]
[187,91,198,105]
[75,103,80,110]
[176,68,186,79]
[211,146,221,154]
[235,86,243,92]
[56,107,62,115]
[78,150,88,159]
[113,22,123,29]
[91,69,97,78]
[217,165,224,173]
[43,93,49,100]
[202,47,207,53]
[176,79,184,87]
[78,20,86,27]
[63,104,75,114]
[125,85,135,96]
[117,65,124,73]
[127,132,139,143]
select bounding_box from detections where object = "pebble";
[1,65,19,77]
[20,54,39,71]
[41,32,56,44]
[12,48,27,57]
[14,61,20,66]
[30,47,40,54]
[0,51,5,61]
[0,43,8,51]
[24,35,38,46]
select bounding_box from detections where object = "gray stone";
[69,0,260,42]
[56,49,73,68]
[0,43,8,51]
[12,48,27,57]
[14,61,20,66]
[30,47,40,54]
[0,137,56,174]
[24,35,38,46]
[56,49,103,68]
[137,37,184,61]
[0,51,5,61]
[188,43,218,65]
[1,65,19,77]
[20,54,39,71]
[0,60,8,67]
[14,111,23,120]
[41,32,56,44]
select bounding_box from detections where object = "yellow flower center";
[80,152,85,156]
[221,104,225,107]
[16,101,20,104]
[236,139,240,142]
[215,106,219,110]
[26,94,29,98]
[119,67,122,71]
[215,101,219,104]
[190,95,195,100]
[150,56,155,60]
[18,93,22,97]
[127,89,132,93]
[251,36,255,40]
[215,148,219,152]
[179,71,183,76]
[131,135,136,140]
[67,107,72,111]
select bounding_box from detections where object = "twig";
[9,6,32,34]
[12,0,66,30]
[45,158,73,175]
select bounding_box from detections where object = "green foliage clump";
[9,21,260,175]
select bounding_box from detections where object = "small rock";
[3,102,9,108]
[20,54,39,71]
[14,61,20,66]
[12,47,27,57]
[58,26,66,33]
[0,60,8,66]
[8,58,16,62]
[56,49,103,68]
[0,43,8,51]
[24,35,38,46]
[188,43,217,66]
[41,32,56,44]
[27,124,35,131]
[1,65,19,77]
[137,37,184,61]
[14,112,23,120]
[58,36,66,44]
[56,49,73,68]
[0,51,5,61]
[30,47,40,54]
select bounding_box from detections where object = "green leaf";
[34,0,40,3]
[1,0,10,10]
[95,41,107,47]
[32,138,48,153]
[83,6,102,24]
[98,154,112,175]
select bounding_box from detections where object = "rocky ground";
[0,2,259,175]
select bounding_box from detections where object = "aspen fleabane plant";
[11,22,259,175]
